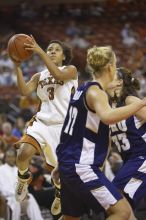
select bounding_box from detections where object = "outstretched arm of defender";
[86,85,146,125]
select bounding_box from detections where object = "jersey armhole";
[83,83,103,113]
[83,94,95,113]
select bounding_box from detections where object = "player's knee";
[109,207,130,220]
[119,209,131,220]
[119,199,133,220]
[107,199,131,220]
[17,143,35,162]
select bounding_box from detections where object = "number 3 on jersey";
[64,106,78,135]
[47,87,54,100]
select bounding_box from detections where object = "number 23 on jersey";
[110,120,130,152]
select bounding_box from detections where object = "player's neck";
[93,75,110,91]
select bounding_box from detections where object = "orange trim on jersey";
[25,102,41,127]
[44,163,54,173]
[27,116,37,127]
[14,134,42,155]
[35,100,42,113]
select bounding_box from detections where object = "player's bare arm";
[24,36,77,81]
[86,85,146,125]
[126,95,146,121]
[37,52,77,81]
[15,63,40,96]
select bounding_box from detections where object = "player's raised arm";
[13,62,40,96]
[24,37,77,81]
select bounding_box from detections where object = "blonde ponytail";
[87,46,114,74]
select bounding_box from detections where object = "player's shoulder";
[63,65,77,72]
[31,72,41,82]
[86,83,106,103]
[87,83,104,95]
[125,95,141,105]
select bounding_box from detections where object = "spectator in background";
[0,148,43,220]
[0,51,14,70]
[0,66,16,86]
[69,34,90,49]
[19,93,39,115]
[65,21,81,37]
[0,137,7,165]
[121,23,139,48]
[1,122,19,147]
[0,114,7,135]
[12,117,25,138]
[19,2,37,19]
[28,156,55,214]
[89,3,104,17]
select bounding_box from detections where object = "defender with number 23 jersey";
[110,116,146,161]
[110,116,146,205]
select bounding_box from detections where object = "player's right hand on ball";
[24,35,43,55]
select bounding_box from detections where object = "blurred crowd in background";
[0,0,146,219]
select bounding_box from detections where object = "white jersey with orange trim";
[36,66,78,125]
[15,66,78,167]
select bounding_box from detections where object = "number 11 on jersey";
[64,106,78,135]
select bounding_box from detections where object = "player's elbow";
[105,119,117,125]
[101,119,114,125]
[53,74,62,81]
[140,115,146,122]
[19,89,31,96]
[100,114,116,125]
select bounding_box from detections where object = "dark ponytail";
[117,67,140,105]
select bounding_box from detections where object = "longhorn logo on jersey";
[39,75,64,88]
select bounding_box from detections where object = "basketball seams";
[7,34,33,61]
[16,37,31,57]
[14,38,22,61]
[7,37,17,61]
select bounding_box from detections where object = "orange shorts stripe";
[14,134,42,155]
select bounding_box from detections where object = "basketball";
[7,34,33,62]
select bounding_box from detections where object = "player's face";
[108,54,117,83]
[107,71,123,98]
[47,43,65,66]
[113,75,123,98]
[111,54,117,80]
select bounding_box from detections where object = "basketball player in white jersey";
[12,38,78,214]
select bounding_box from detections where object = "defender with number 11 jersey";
[56,82,122,216]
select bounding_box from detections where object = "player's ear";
[119,79,123,85]
[63,55,66,61]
